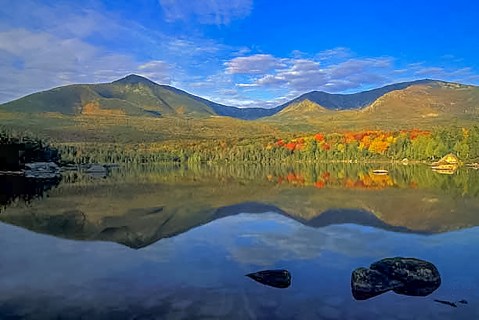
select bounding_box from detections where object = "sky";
[0,0,478,107]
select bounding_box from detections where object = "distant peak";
[112,74,158,86]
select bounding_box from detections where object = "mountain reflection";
[1,164,479,248]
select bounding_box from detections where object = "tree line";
[5,125,477,165]
[0,126,60,165]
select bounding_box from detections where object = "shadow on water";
[0,175,60,213]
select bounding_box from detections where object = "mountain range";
[2,74,478,121]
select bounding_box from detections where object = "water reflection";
[0,213,478,319]
[0,175,60,212]
[1,164,479,248]
[3,164,479,319]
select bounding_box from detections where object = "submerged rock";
[351,257,441,300]
[246,269,291,288]
[433,298,468,308]
[434,299,457,308]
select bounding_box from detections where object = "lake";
[1,164,479,319]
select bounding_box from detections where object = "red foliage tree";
[314,133,325,142]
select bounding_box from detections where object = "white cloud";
[0,1,198,102]
[159,0,253,25]
[236,83,259,87]
[0,1,478,108]
[137,60,172,84]
[225,54,285,74]
[0,27,174,102]
[194,213,387,266]
[414,66,445,76]
[406,63,479,83]
[316,47,353,61]
[240,56,393,94]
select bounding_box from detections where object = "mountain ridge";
[1,75,477,122]
[278,79,440,111]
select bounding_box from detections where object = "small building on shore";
[431,153,459,174]
[432,153,459,166]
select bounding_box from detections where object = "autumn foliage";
[273,129,431,158]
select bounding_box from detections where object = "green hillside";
[277,79,436,110]
[273,99,329,120]
[263,81,479,131]
[1,76,479,143]
[0,74,216,118]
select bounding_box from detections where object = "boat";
[372,169,389,175]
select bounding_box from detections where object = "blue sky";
[0,0,478,107]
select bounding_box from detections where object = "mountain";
[202,100,277,120]
[263,80,479,129]
[0,74,279,120]
[1,75,478,130]
[277,79,437,111]
[270,99,329,121]
[0,75,219,118]
[146,81,274,120]
[361,81,479,116]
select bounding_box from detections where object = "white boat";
[372,169,389,175]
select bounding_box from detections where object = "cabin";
[431,153,459,174]
[432,153,460,166]
[0,143,25,171]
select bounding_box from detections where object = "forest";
[53,126,479,165]
[1,125,478,166]
[0,127,59,169]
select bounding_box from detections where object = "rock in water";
[23,162,60,179]
[371,257,441,296]
[351,257,441,300]
[246,269,291,288]
[351,267,403,300]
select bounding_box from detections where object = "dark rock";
[23,162,61,179]
[371,257,441,296]
[351,267,402,300]
[351,257,441,300]
[246,269,291,288]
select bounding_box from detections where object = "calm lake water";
[1,164,479,319]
